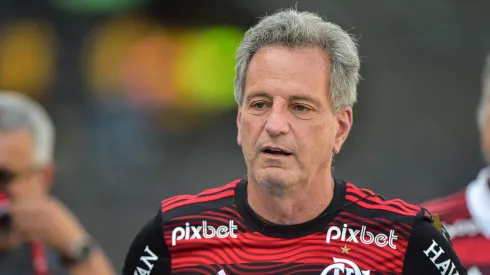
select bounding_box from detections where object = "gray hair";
[0,91,55,166]
[477,54,490,132]
[234,9,361,112]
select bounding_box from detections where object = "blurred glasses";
[0,168,17,188]
[0,168,17,230]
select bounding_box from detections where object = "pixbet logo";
[321,258,370,275]
[326,224,398,249]
[171,220,238,246]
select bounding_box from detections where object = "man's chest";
[164,220,409,275]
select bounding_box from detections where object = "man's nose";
[264,105,289,136]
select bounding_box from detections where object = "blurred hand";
[6,181,87,255]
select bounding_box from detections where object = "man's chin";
[254,168,297,190]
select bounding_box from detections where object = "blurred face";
[0,130,52,233]
[237,46,352,190]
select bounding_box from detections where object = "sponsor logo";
[443,220,480,239]
[171,220,238,246]
[423,239,460,275]
[326,224,398,249]
[133,246,158,275]
[321,258,370,275]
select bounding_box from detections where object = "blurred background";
[1,0,490,270]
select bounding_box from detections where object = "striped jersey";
[123,179,466,275]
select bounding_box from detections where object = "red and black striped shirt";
[123,179,466,275]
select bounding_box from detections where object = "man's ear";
[332,107,353,155]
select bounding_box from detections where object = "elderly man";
[0,91,114,274]
[422,55,490,275]
[123,9,466,275]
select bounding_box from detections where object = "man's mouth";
[261,147,292,156]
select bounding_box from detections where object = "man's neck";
[247,174,335,225]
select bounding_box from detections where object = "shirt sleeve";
[122,208,171,275]
[402,216,467,275]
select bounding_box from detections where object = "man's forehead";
[244,46,331,104]
[0,129,34,169]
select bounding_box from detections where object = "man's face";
[0,130,42,198]
[237,46,352,190]
[0,129,53,248]
[0,130,52,220]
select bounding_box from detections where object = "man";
[0,91,115,274]
[422,55,490,275]
[123,9,466,275]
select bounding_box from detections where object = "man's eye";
[292,104,309,112]
[252,102,267,109]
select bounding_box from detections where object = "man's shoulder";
[160,179,241,221]
[343,182,423,219]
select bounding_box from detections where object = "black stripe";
[342,203,417,228]
[162,196,235,221]
[162,197,189,209]
[196,186,237,198]
[347,187,420,213]
[162,186,236,209]
[346,192,418,215]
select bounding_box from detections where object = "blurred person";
[422,55,490,275]
[0,91,115,275]
[123,9,466,275]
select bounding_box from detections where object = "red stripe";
[386,197,420,212]
[162,196,193,210]
[346,183,421,213]
[31,242,48,275]
[198,180,241,196]
[163,194,193,205]
[162,180,240,213]
[346,183,419,216]
[349,194,418,216]
[368,196,419,215]
[163,189,235,213]
[346,195,417,216]
[346,183,421,212]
